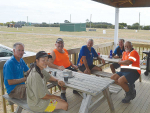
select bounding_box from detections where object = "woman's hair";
[26,51,51,78]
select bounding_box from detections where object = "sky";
[0,0,150,26]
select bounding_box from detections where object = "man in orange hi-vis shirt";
[111,41,140,103]
[48,38,79,101]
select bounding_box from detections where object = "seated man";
[109,39,125,73]
[77,39,105,74]
[111,41,140,103]
[3,42,29,99]
[48,38,78,71]
[48,38,78,95]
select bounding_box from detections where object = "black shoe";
[131,89,136,100]
[73,90,79,94]
[128,84,136,99]
[122,91,132,103]
[60,93,67,102]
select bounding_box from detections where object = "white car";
[0,44,36,61]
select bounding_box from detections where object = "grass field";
[0,26,150,112]
[0,26,150,53]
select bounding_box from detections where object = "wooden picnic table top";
[45,67,114,96]
[101,55,121,63]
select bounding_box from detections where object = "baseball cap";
[36,51,52,59]
[56,38,64,43]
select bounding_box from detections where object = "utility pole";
[70,14,71,23]
[90,14,92,28]
[27,16,28,26]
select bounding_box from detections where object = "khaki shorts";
[9,84,26,100]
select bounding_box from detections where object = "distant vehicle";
[0,44,36,61]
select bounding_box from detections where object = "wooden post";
[0,70,7,113]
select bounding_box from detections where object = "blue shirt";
[3,56,29,94]
[114,46,125,56]
[77,45,98,66]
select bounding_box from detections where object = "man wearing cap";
[48,38,78,71]
[48,38,78,97]
[111,41,140,103]
[3,42,29,99]
[77,39,105,74]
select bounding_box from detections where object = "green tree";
[64,20,70,23]
[86,19,89,23]
[132,23,139,26]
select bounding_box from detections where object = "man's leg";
[51,82,67,102]
[60,87,67,101]
[91,65,102,71]
[110,63,120,74]
[110,64,116,74]
[118,76,133,103]
[9,84,26,99]
[118,76,129,92]
[110,73,120,85]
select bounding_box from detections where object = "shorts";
[66,66,77,72]
[112,63,120,69]
[45,99,58,112]
[116,71,140,85]
[9,84,26,99]
[79,65,96,72]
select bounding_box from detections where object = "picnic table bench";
[45,67,115,113]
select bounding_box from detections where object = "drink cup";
[53,71,57,76]
[64,74,68,83]
[98,52,100,56]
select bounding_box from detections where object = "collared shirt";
[26,67,51,112]
[3,56,29,94]
[77,45,98,66]
[121,49,141,74]
[114,46,125,57]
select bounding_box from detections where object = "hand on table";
[72,65,78,69]
[84,68,91,74]
[113,56,119,59]
[58,80,65,87]
[58,66,65,70]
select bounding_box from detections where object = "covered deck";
[1,42,150,113]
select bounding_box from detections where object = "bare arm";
[82,56,89,69]
[8,69,30,85]
[48,51,65,70]
[97,56,105,64]
[42,94,62,100]
[49,76,65,87]
[118,60,133,65]
[8,77,26,85]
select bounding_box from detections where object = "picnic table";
[45,67,115,113]
[100,55,121,63]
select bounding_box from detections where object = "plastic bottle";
[110,50,113,59]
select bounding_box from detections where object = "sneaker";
[122,91,132,103]
[73,90,79,95]
[60,93,67,102]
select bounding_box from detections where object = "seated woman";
[26,51,68,112]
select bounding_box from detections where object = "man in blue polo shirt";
[3,42,29,99]
[77,39,105,74]
[109,39,125,73]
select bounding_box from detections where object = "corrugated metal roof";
[92,0,150,8]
